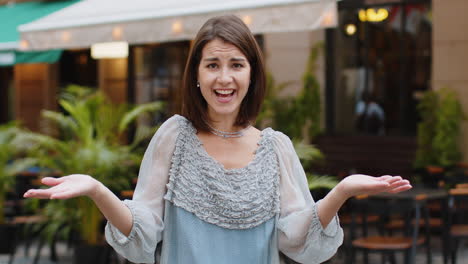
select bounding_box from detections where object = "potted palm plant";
[26,85,164,263]
[414,87,466,187]
[257,42,323,141]
[0,122,36,254]
[257,43,338,196]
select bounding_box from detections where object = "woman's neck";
[206,111,239,132]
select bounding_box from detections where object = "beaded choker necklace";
[207,123,251,138]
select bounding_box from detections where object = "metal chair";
[347,194,431,264]
[444,187,468,264]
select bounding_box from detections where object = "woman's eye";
[207,63,218,69]
[233,63,244,68]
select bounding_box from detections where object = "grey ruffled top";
[105,115,343,264]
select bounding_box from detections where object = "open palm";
[339,174,412,199]
[23,174,99,200]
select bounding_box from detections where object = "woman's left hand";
[338,174,412,200]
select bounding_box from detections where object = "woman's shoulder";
[159,114,190,129]
[152,114,182,137]
[262,127,290,143]
[258,127,293,150]
[154,114,196,139]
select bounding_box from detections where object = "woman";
[24,15,411,264]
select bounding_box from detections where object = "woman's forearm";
[315,183,348,229]
[90,182,133,237]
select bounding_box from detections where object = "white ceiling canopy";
[19,0,337,51]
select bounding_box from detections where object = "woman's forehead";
[201,39,246,59]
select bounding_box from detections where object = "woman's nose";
[217,68,233,85]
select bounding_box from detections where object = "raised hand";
[23,174,101,200]
[338,174,412,199]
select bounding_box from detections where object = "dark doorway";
[0,67,13,123]
[59,49,98,89]
[327,0,432,136]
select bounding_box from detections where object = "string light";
[61,31,71,42]
[242,15,252,26]
[359,8,389,22]
[321,10,336,27]
[172,21,183,34]
[112,26,123,40]
[19,40,29,50]
[345,23,357,36]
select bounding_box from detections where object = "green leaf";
[119,101,165,133]
[293,141,323,162]
[307,174,338,190]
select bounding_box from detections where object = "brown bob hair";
[180,15,266,132]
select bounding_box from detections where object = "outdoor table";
[372,187,447,201]
[371,187,448,264]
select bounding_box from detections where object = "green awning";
[16,49,63,64]
[0,1,78,66]
[0,0,80,49]
[0,50,63,67]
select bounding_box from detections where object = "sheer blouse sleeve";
[105,115,180,263]
[272,131,344,264]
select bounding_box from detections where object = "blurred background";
[0,0,467,263]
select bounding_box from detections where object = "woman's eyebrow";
[202,57,246,62]
[231,57,246,62]
[203,57,219,62]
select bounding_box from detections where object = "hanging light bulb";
[345,23,357,36]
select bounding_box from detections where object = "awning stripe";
[0,50,63,67]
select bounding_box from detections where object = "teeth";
[216,90,234,95]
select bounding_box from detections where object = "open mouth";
[215,89,235,96]
[214,89,236,103]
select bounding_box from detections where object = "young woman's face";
[197,38,251,121]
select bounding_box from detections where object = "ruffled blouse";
[105,115,343,264]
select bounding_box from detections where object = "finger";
[372,179,407,193]
[384,176,403,184]
[24,184,68,198]
[387,184,412,193]
[23,189,53,199]
[371,181,390,188]
[378,175,393,181]
[41,177,65,186]
[362,181,390,193]
[388,179,410,189]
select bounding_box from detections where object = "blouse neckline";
[180,115,273,174]
[165,115,281,229]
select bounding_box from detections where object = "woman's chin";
[208,106,240,119]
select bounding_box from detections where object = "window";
[132,41,190,124]
[328,0,432,136]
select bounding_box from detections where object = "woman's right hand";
[23,174,102,200]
